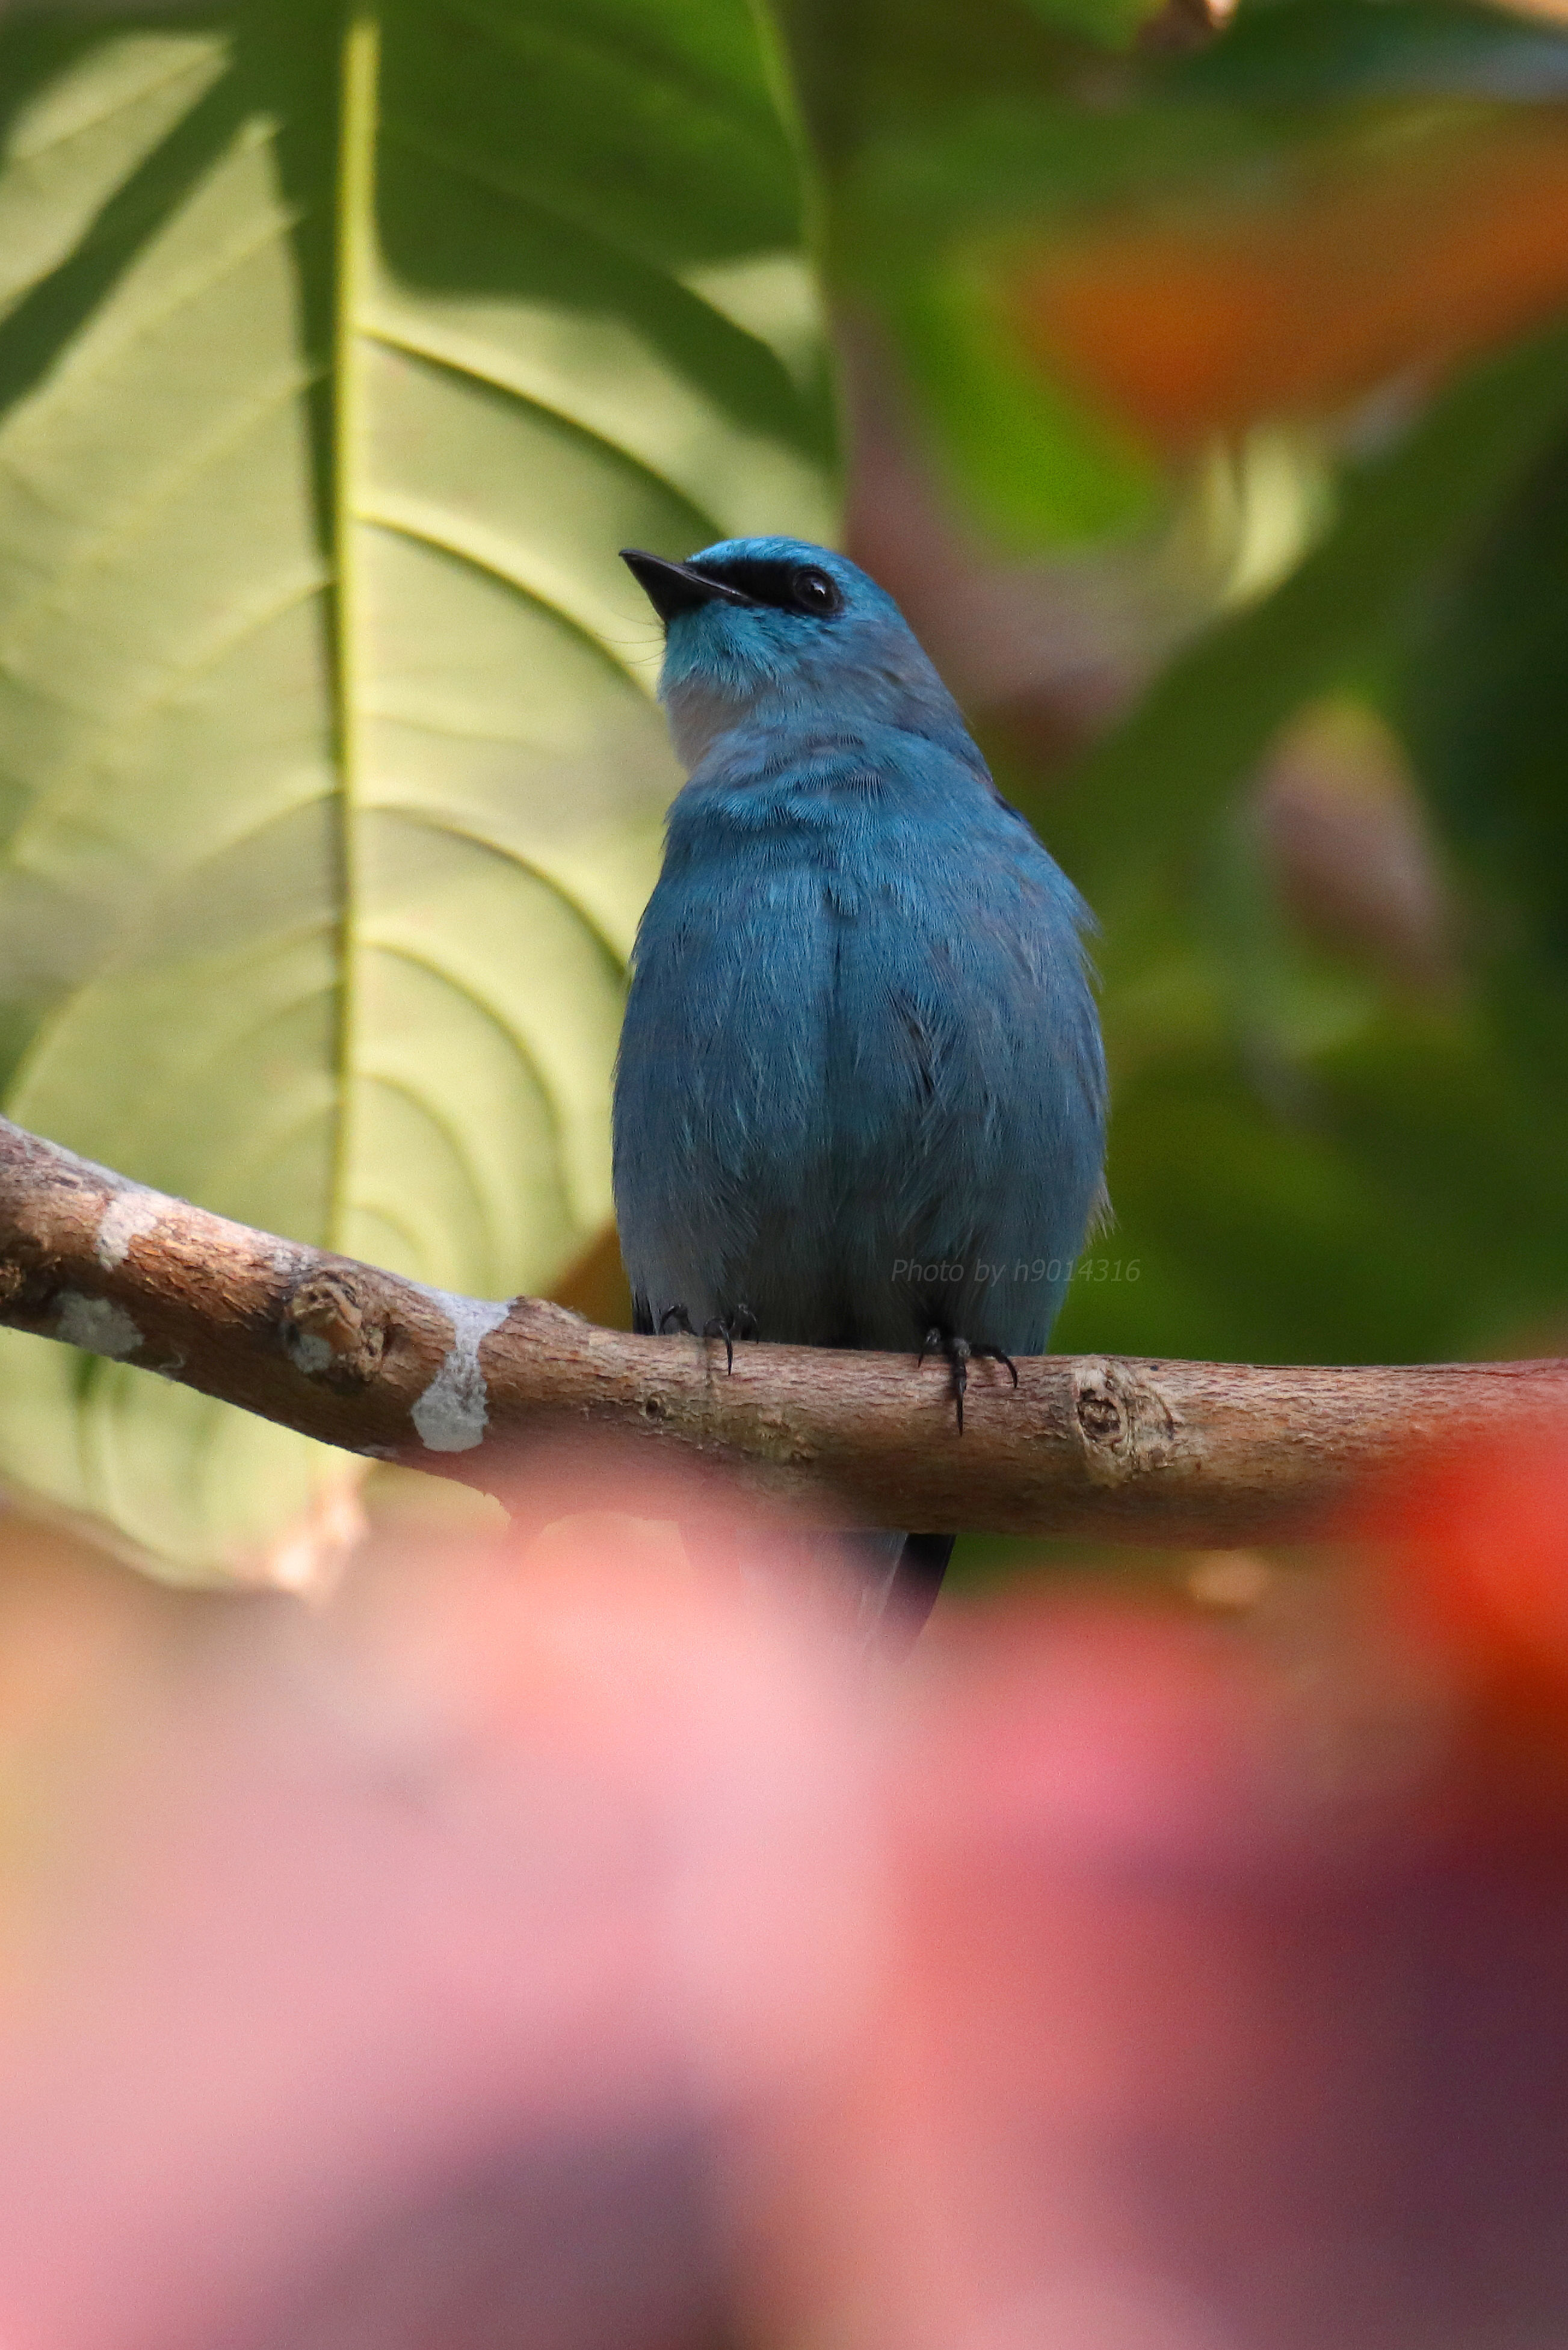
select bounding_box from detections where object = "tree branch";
[0,1113,1561,1543]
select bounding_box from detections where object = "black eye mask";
[687,557,845,617]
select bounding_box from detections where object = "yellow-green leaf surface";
[0,2,836,1578]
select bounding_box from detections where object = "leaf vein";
[360,309,730,537]
[360,501,655,688]
[368,802,631,972]
[369,936,577,1173]
[0,360,325,664]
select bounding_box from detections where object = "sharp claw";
[695,1306,756,1374]
[918,1329,1020,1434]
[658,1304,694,1337]
[951,1337,969,1437]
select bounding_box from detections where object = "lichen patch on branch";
[94,1191,164,1272]
[412,1296,513,1454]
[55,1292,141,1360]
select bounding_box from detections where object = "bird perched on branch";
[614,538,1106,1647]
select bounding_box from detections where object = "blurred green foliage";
[1404,430,1568,981]
[779,0,1568,1381]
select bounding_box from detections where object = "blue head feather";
[626,536,980,770]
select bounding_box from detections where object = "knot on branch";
[0,1227,60,1319]
[281,1266,394,1390]
[1072,1358,1194,1485]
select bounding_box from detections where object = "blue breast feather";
[613,720,1107,1358]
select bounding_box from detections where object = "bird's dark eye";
[792,567,842,616]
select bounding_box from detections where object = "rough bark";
[0,1114,1561,1543]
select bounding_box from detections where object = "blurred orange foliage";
[1367,1427,1568,1716]
[1004,108,1568,442]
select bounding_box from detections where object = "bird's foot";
[702,1303,758,1375]
[918,1328,1018,1435]
[656,1300,758,1373]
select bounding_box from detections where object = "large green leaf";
[0,2,835,1577]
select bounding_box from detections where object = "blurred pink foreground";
[0,1440,1566,2350]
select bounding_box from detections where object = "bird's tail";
[682,1525,954,1658]
[879,1532,956,1658]
[789,1529,954,1657]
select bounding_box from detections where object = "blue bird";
[614,538,1107,1645]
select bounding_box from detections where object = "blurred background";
[0,1440,1565,2350]
[2,7,1568,2342]
[806,0,1568,1401]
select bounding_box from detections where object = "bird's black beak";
[620,548,755,623]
